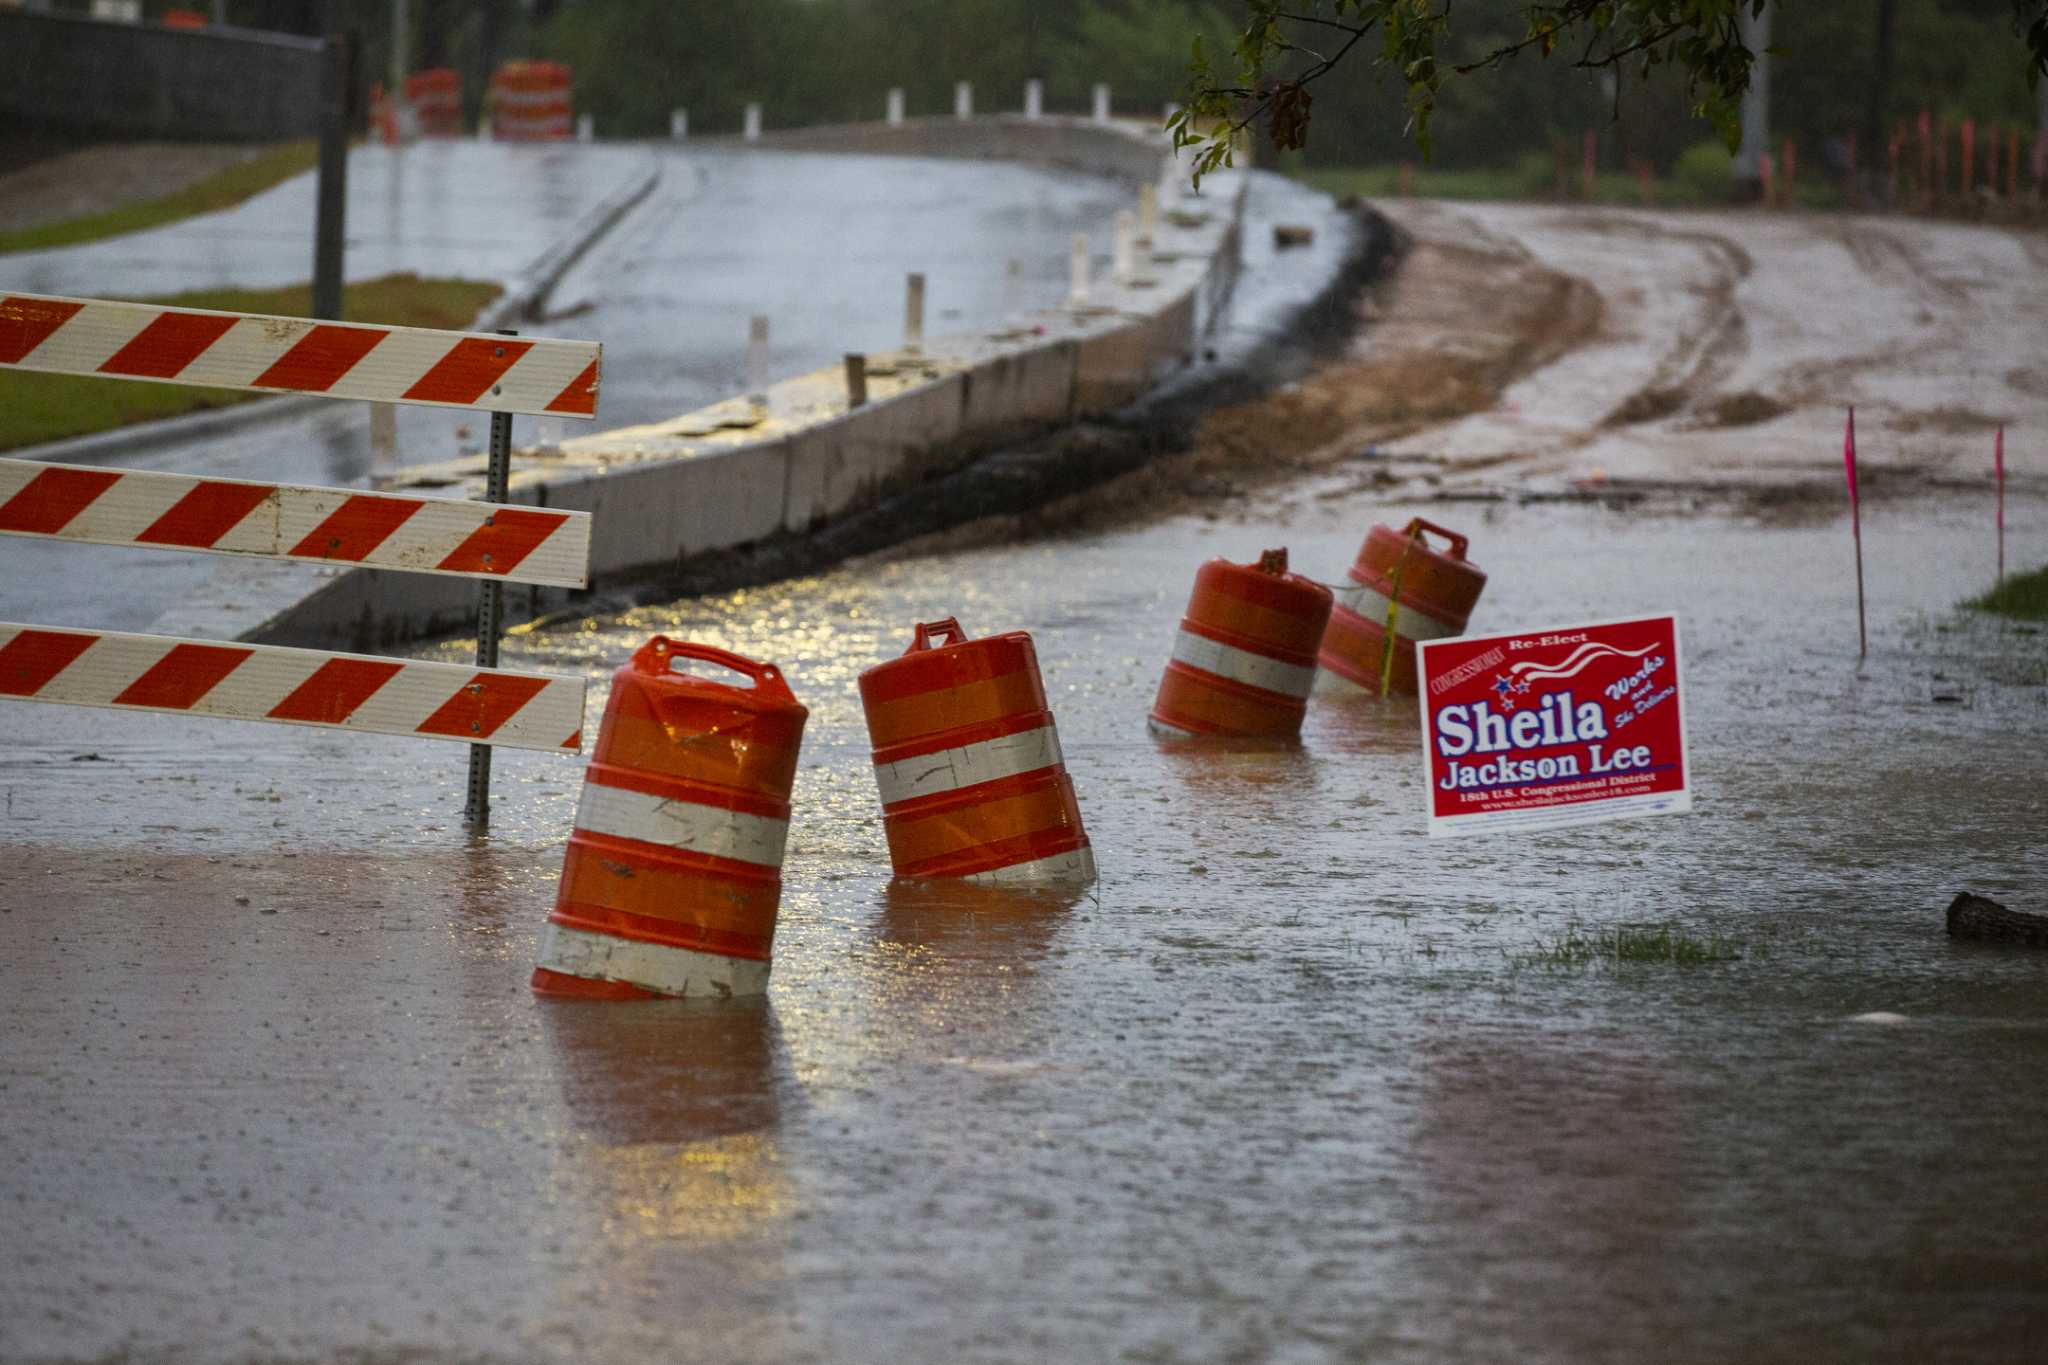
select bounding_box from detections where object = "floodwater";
[0,145,1130,634]
[4,478,2045,1362]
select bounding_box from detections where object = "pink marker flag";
[1996,423,2006,582]
[1843,406,1860,514]
[1845,406,1867,659]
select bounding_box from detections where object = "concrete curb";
[12,151,662,469]
[158,120,1258,651]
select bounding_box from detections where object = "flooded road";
[5,192,2048,1361]
[4,481,2044,1362]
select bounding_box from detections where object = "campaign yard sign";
[1417,613,1690,837]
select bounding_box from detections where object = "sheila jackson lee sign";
[1417,613,1690,837]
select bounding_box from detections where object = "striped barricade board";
[0,292,601,417]
[0,458,591,588]
[0,623,585,753]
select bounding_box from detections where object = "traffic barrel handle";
[1401,517,1469,561]
[633,635,795,702]
[907,617,970,653]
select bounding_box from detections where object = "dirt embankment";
[891,219,1602,553]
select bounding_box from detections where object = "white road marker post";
[576,113,593,142]
[1138,182,1158,245]
[1112,211,1137,285]
[1024,79,1043,119]
[1070,233,1090,305]
[955,81,973,120]
[1092,83,1111,122]
[1005,258,1024,318]
[746,315,771,412]
[904,272,926,352]
[844,353,868,408]
[887,88,905,125]
[743,103,763,141]
[671,108,688,139]
[369,402,398,489]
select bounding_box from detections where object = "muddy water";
[3,482,2045,1363]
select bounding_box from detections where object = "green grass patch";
[1520,922,1747,967]
[1299,162,1840,212]
[1968,565,2048,622]
[0,141,321,256]
[0,274,502,451]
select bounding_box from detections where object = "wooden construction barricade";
[0,290,604,828]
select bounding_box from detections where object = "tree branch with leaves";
[1169,0,2048,187]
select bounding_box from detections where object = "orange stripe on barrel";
[883,769,1086,875]
[554,843,780,960]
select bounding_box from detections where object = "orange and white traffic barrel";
[532,638,808,1000]
[490,60,574,142]
[369,82,399,146]
[859,618,1095,887]
[1150,548,1332,738]
[405,68,464,138]
[1316,518,1486,697]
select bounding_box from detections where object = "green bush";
[1672,140,1735,203]
[1513,148,1557,196]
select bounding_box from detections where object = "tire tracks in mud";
[1776,217,1975,405]
[1564,212,1755,430]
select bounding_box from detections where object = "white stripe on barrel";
[574,781,788,867]
[1170,629,1316,699]
[1331,583,1461,642]
[873,723,1063,808]
[534,921,772,997]
[963,844,1099,888]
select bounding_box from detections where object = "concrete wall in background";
[0,10,325,142]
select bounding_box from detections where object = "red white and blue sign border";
[1416,611,1692,838]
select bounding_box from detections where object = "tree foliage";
[1169,0,2048,185]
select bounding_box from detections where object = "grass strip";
[1299,163,1839,211]
[1968,565,2048,621]
[1521,922,1747,967]
[0,274,503,452]
[0,141,320,256]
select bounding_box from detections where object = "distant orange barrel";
[1150,548,1332,738]
[859,618,1095,887]
[1316,518,1486,697]
[533,638,808,1000]
[405,67,464,138]
[490,59,573,141]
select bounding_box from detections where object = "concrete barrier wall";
[203,116,1247,651]
[0,11,325,142]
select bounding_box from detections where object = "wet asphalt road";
[3,480,2045,1362]
[1,143,1130,635]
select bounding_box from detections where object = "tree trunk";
[1946,892,2048,946]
